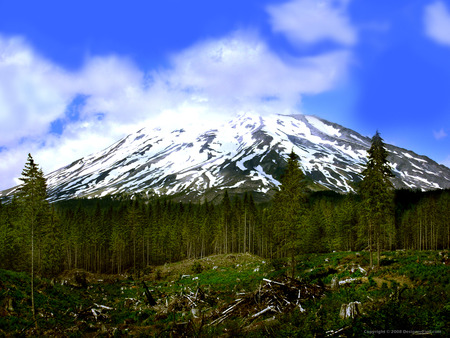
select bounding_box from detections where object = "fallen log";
[94,303,113,310]
[262,278,285,286]
[252,306,274,318]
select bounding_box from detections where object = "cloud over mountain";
[0,17,353,190]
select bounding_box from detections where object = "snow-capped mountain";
[4,113,450,202]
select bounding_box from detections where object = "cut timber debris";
[142,281,156,306]
[154,285,216,316]
[153,276,325,328]
[339,301,361,320]
[76,303,113,322]
[331,276,339,290]
[210,276,324,326]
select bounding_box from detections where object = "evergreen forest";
[1,161,449,277]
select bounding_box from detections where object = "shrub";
[368,276,376,287]
[270,258,285,271]
[155,268,163,280]
[191,261,203,274]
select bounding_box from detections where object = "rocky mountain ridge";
[2,112,450,202]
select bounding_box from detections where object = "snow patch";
[305,115,341,137]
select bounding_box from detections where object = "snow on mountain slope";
[3,112,450,202]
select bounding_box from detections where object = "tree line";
[1,134,449,278]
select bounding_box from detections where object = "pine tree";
[0,200,9,267]
[219,191,232,254]
[334,194,358,251]
[16,154,49,326]
[41,205,64,276]
[126,200,142,275]
[246,193,258,254]
[359,132,394,268]
[270,150,307,278]
[0,198,26,270]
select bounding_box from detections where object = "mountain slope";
[3,113,450,202]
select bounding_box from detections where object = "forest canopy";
[1,143,449,277]
[1,185,449,276]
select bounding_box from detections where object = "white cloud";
[0,25,352,190]
[267,0,357,46]
[424,1,450,46]
[0,36,71,146]
[433,128,448,140]
[0,37,151,189]
[165,33,351,111]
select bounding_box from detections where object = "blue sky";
[1,0,450,190]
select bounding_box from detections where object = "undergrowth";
[0,251,448,336]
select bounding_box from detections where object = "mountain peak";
[2,113,450,202]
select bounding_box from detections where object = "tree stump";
[339,301,361,320]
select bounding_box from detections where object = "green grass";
[0,251,448,336]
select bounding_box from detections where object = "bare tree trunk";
[225,221,228,254]
[202,236,205,258]
[133,237,136,275]
[147,236,150,267]
[369,221,373,269]
[291,249,295,279]
[31,218,36,328]
[244,211,247,253]
[142,237,145,270]
[377,232,380,268]
[420,220,422,251]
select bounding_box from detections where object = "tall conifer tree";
[360,132,394,268]
[220,191,232,254]
[16,154,49,326]
[271,150,307,278]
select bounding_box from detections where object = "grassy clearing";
[0,251,448,336]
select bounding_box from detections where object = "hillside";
[1,251,448,336]
[2,112,450,203]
